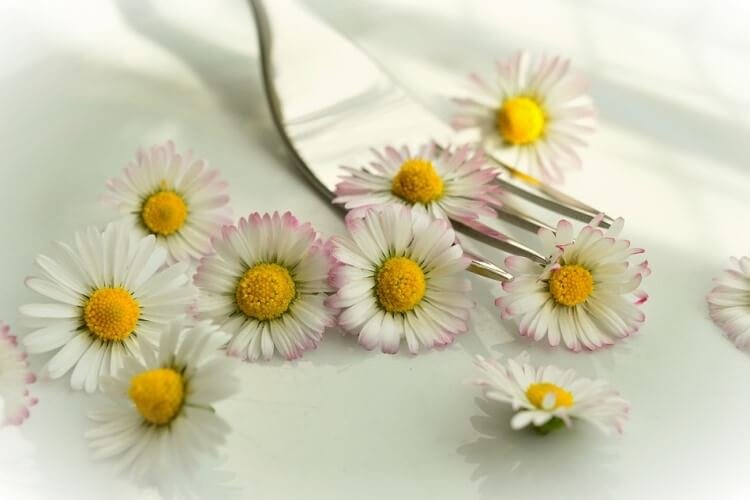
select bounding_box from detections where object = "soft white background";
[1,0,750,499]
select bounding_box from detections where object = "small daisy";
[20,222,196,392]
[707,253,750,349]
[87,320,239,479]
[102,141,232,263]
[328,204,473,354]
[452,52,595,184]
[0,323,37,426]
[195,212,336,361]
[495,215,650,351]
[473,354,629,435]
[334,143,502,221]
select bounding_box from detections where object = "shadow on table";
[458,397,620,500]
[261,326,372,368]
[303,326,492,368]
[147,455,242,500]
[112,0,321,189]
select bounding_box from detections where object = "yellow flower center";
[526,382,574,410]
[548,264,594,307]
[141,190,188,236]
[236,263,296,320]
[376,256,426,313]
[497,96,546,145]
[83,287,140,341]
[128,368,185,425]
[391,159,444,205]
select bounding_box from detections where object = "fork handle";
[248,0,514,283]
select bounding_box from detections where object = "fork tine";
[465,255,513,282]
[453,219,548,265]
[490,156,614,228]
[494,203,556,233]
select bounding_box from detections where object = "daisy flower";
[707,253,750,349]
[452,52,595,184]
[195,212,336,361]
[0,323,37,426]
[102,141,232,263]
[328,204,473,354]
[87,319,239,479]
[473,354,629,435]
[20,222,196,392]
[333,143,502,221]
[495,215,650,351]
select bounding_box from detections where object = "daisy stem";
[533,417,565,435]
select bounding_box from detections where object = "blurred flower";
[473,353,629,435]
[20,222,196,392]
[195,212,336,361]
[328,205,472,354]
[0,323,36,426]
[453,52,595,184]
[87,320,239,479]
[707,253,750,349]
[496,216,650,351]
[102,141,232,263]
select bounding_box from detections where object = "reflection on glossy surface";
[149,456,241,500]
[459,397,619,500]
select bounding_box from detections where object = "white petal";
[45,332,93,379]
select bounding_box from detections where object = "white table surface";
[2,0,750,499]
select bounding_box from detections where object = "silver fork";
[248,0,611,282]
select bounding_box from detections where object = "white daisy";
[334,143,502,221]
[20,222,196,392]
[707,253,750,349]
[474,353,629,435]
[87,319,239,479]
[102,141,232,263]
[328,204,473,354]
[195,212,337,361]
[452,51,595,184]
[0,323,37,426]
[495,215,650,351]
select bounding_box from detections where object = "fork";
[248,0,612,282]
